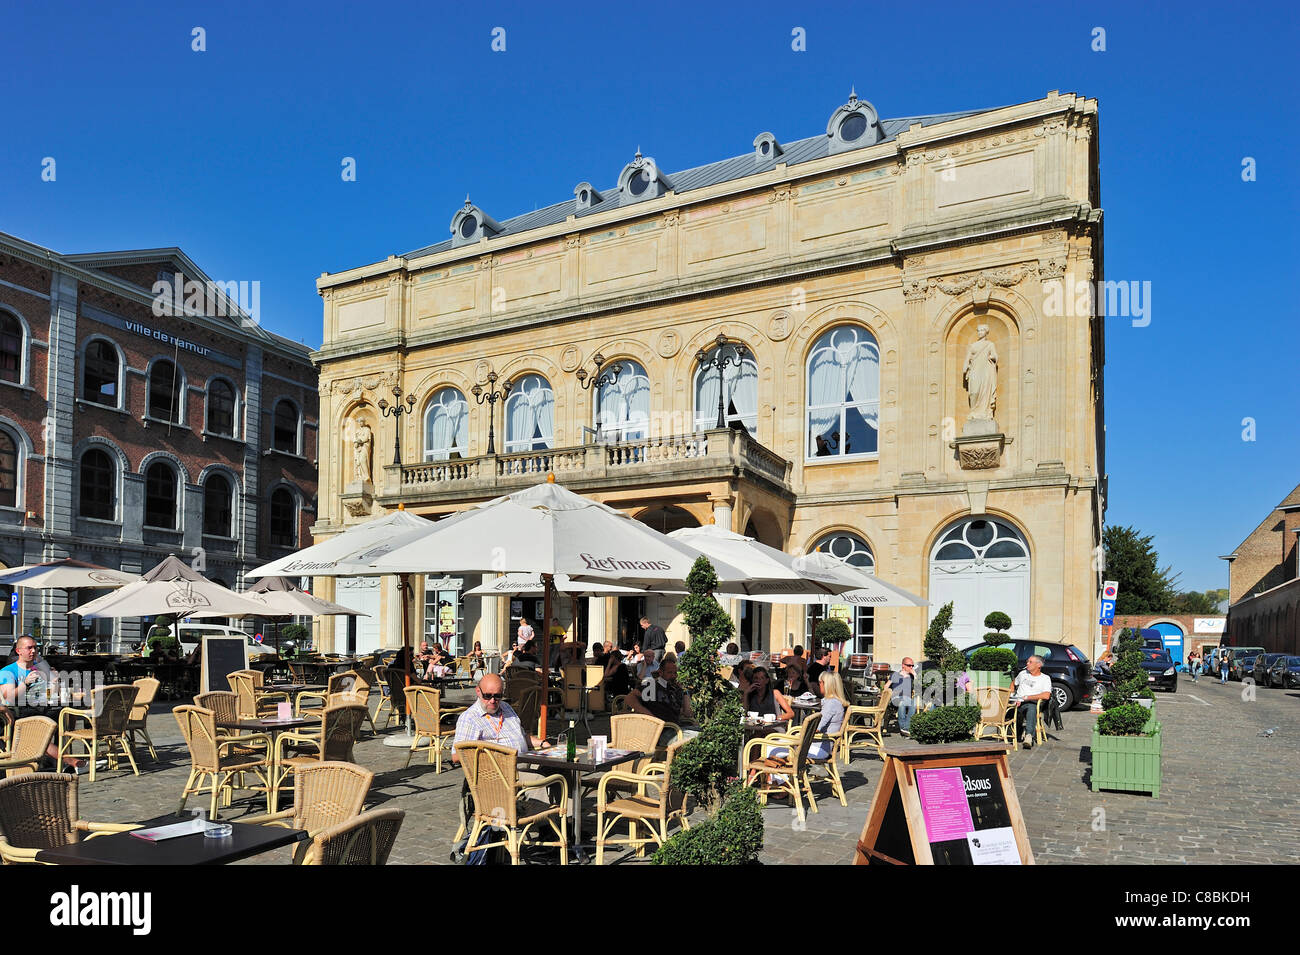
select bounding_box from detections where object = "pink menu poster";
[915,767,975,843]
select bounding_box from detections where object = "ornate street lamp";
[696,333,747,430]
[471,371,512,455]
[575,353,623,440]
[377,386,417,466]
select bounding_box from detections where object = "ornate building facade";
[311,90,1105,665]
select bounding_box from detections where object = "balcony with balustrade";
[375,427,793,509]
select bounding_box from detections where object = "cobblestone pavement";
[70,677,1300,864]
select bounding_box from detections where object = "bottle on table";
[566,720,577,761]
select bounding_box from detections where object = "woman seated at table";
[597,649,634,698]
[731,660,755,694]
[744,667,794,723]
[512,639,541,670]
[469,641,487,682]
[425,643,454,679]
[764,672,849,763]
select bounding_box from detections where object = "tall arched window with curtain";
[805,325,879,459]
[423,387,469,461]
[693,342,758,434]
[595,361,650,442]
[504,374,554,453]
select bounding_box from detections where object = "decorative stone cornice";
[330,371,398,397]
[930,264,1035,297]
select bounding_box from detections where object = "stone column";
[587,595,607,649]
[480,592,500,656]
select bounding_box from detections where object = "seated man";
[627,657,694,726]
[805,646,832,694]
[0,635,74,769]
[887,658,917,738]
[513,639,541,670]
[1010,655,1053,749]
[718,642,744,666]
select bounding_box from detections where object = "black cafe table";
[35,814,307,865]
[515,746,641,863]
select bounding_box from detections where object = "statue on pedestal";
[962,324,999,424]
[352,421,373,485]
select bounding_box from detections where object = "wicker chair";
[56,685,140,783]
[455,741,568,865]
[270,703,368,812]
[973,685,1017,749]
[372,665,395,728]
[404,686,467,772]
[0,773,137,864]
[610,713,681,774]
[299,672,375,731]
[595,739,689,864]
[173,705,273,819]
[0,717,56,778]
[126,677,160,761]
[229,670,288,719]
[843,686,892,762]
[382,667,410,727]
[743,711,822,823]
[294,807,405,866]
[804,710,849,809]
[513,686,541,737]
[242,760,374,863]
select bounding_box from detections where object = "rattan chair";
[126,676,160,760]
[843,686,892,762]
[404,686,467,772]
[456,741,568,865]
[743,711,821,823]
[294,806,405,865]
[382,667,410,727]
[229,670,288,719]
[243,760,373,863]
[804,711,849,809]
[173,705,273,819]
[270,703,368,812]
[973,685,1017,749]
[371,665,395,728]
[56,684,140,783]
[0,717,56,778]
[0,773,137,864]
[595,740,689,864]
[608,712,681,780]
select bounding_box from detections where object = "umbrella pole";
[539,573,553,740]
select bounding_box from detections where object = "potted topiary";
[1091,630,1162,797]
[146,616,180,661]
[968,612,1015,690]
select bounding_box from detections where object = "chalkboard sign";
[855,743,1033,865]
[201,636,250,694]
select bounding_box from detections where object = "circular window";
[839,113,868,142]
[459,216,477,239]
[628,169,649,196]
[579,189,589,203]
[760,140,771,155]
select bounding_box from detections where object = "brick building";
[1224,481,1300,655]
[0,230,318,650]
[1111,613,1227,664]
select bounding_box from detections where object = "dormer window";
[753,132,783,163]
[618,151,670,205]
[574,182,602,211]
[450,198,504,248]
[826,89,883,154]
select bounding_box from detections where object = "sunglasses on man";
[478,692,504,701]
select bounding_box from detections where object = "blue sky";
[3,0,1295,593]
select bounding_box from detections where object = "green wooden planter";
[1091,724,1162,797]
[1140,702,1158,735]
[969,670,1012,690]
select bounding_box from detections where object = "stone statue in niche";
[962,324,999,434]
[352,420,373,484]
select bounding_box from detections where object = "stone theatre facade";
[311,90,1105,665]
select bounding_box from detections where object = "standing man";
[888,658,917,738]
[806,647,832,694]
[1011,655,1053,749]
[639,615,667,665]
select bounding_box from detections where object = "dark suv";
[1230,647,1267,681]
[961,639,1095,711]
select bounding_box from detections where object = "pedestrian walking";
[1219,649,1229,684]
[1188,650,1199,682]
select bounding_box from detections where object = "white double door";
[333,576,381,655]
[929,558,1031,650]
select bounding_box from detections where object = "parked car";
[135,623,262,657]
[1230,647,1267,681]
[1139,648,1178,692]
[1255,653,1289,687]
[1266,655,1300,689]
[959,638,1095,711]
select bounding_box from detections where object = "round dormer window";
[839,113,868,142]
[579,189,589,203]
[460,216,478,239]
[760,140,771,156]
[628,169,649,196]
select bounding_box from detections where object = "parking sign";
[1099,600,1115,625]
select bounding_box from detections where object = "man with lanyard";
[450,673,555,861]
[0,635,74,770]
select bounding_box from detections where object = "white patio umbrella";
[190,576,371,618]
[736,552,929,607]
[364,479,752,735]
[0,559,139,589]
[667,524,873,598]
[463,573,643,597]
[70,556,272,620]
[244,509,436,579]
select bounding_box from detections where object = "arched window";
[203,474,234,537]
[0,313,22,385]
[694,344,758,434]
[148,360,182,423]
[596,361,650,442]
[79,449,115,520]
[0,430,17,508]
[269,488,296,548]
[206,380,236,437]
[929,517,1031,646]
[82,340,120,406]
[144,461,178,528]
[423,387,469,461]
[273,399,299,453]
[805,531,875,654]
[504,374,554,453]
[805,325,879,459]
